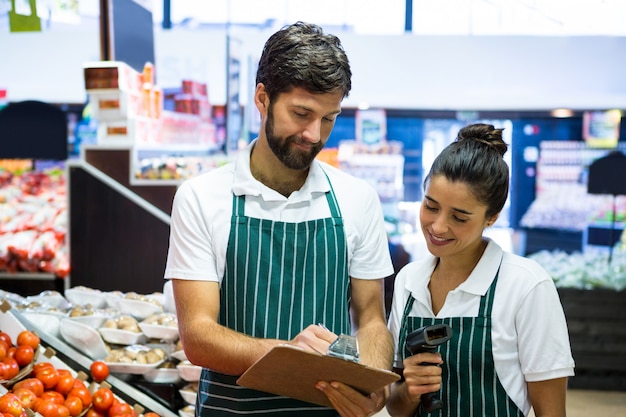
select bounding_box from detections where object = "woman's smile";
[427,231,453,246]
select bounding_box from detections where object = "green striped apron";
[196,181,349,416]
[398,267,524,417]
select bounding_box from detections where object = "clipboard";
[236,344,400,408]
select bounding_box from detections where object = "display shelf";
[5,307,179,416]
[0,161,70,294]
[336,141,405,204]
[521,141,626,237]
[523,227,583,256]
[133,143,220,152]
[81,147,177,214]
[0,272,66,296]
[130,144,229,186]
[72,142,224,294]
[535,141,626,196]
[129,179,182,187]
[557,287,626,390]
[81,143,133,152]
[587,221,626,229]
[68,158,172,294]
[584,222,625,253]
[0,272,57,280]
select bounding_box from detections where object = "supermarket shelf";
[587,221,625,229]
[67,158,171,224]
[523,227,583,256]
[0,272,57,281]
[129,179,183,187]
[0,272,68,294]
[8,308,179,417]
[82,147,177,214]
[81,143,132,152]
[584,223,624,250]
[68,159,172,294]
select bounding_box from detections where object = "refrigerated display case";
[520,141,626,254]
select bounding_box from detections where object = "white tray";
[59,318,108,360]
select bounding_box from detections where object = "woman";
[386,123,575,417]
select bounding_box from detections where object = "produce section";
[0,287,198,417]
[0,166,68,278]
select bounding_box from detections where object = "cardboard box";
[83,61,143,92]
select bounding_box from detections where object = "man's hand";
[316,381,388,417]
[287,324,338,355]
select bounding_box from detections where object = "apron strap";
[478,257,503,318]
[398,295,416,356]
[233,193,245,216]
[323,170,342,219]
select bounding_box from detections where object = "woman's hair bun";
[457,123,508,157]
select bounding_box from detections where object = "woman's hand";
[401,352,443,401]
[386,353,444,416]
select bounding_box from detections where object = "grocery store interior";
[0,1,625,416]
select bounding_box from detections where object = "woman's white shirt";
[388,239,575,414]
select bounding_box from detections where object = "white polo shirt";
[388,239,575,414]
[164,140,394,284]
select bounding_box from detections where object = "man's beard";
[265,105,323,170]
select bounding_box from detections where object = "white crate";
[89,89,143,122]
[97,117,154,145]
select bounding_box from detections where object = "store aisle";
[532,389,626,417]
[373,389,626,417]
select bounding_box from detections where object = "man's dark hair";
[256,21,352,102]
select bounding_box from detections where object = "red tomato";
[2,358,19,380]
[143,412,160,417]
[67,386,91,409]
[64,396,83,417]
[56,404,70,417]
[40,391,65,405]
[0,333,12,348]
[36,400,60,417]
[91,388,115,413]
[32,362,54,374]
[5,347,15,360]
[13,377,44,397]
[13,345,34,368]
[0,393,25,417]
[72,378,87,389]
[54,373,76,396]
[85,408,107,417]
[16,331,39,350]
[34,364,59,390]
[0,343,7,362]
[0,362,7,380]
[90,361,109,383]
[30,398,42,412]
[108,401,135,417]
[11,389,36,410]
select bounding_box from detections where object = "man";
[165,21,394,416]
